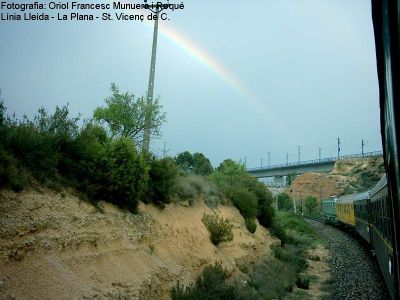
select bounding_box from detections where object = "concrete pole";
[142,6,160,153]
[297,146,301,162]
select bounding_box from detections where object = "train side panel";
[336,195,356,227]
[370,176,395,299]
[354,192,371,244]
[321,199,337,223]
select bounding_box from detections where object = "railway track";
[306,218,390,299]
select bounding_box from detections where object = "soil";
[0,189,277,300]
[285,157,384,205]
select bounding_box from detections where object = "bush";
[304,196,318,215]
[148,157,178,208]
[236,257,296,299]
[171,262,234,300]
[245,217,257,233]
[231,188,258,219]
[101,137,148,213]
[277,193,293,211]
[177,175,200,202]
[272,244,308,272]
[296,274,310,289]
[270,220,288,245]
[202,214,233,245]
[251,181,275,228]
[258,204,275,228]
[177,174,221,207]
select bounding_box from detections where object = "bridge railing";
[247,150,383,172]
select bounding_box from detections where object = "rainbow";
[155,21,289,134]
[110,1,288,133]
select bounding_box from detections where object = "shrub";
[177,175,199,202]
[9,169,29,192]
[309,254,320,261]
[277,193,293,211]
[272,244,308,272]
[231,188,258,219]
[202,214,233,245]
[304,196,318,214]
[296,274,310,289]
[171,262,235,300]
[148,157,178,208]
[237,257,296,299]
[177,174,221,207]
[258,202,275,228]
[270,220,288,245]
[102,137,148,213]
[245,217,257,233]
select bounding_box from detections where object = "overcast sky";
[0,0,381,167]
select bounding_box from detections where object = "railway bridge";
[247,151,383,186]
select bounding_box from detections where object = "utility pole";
[297,146,301,162]
[142,3,160,153]
[260,158,263,168]
[293,195,297,214]
[268,152,271,167]
[362,139,365,156]
[244,156,247,167]
[162,142,169,158]
[286,153,288,165]
[319,147,322,161]
[298,191,302,215]
[337,137,341,158]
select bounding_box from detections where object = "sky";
[0,0,382,168]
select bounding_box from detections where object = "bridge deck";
[247,151,382,178]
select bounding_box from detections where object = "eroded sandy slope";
[0,189,276,300]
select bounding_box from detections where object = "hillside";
[0,188,276,300]
[286,157,384,202]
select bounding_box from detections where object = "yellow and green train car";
[336,194,356,227]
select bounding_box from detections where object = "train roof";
[354,191,370,201]
[322,197,336,203]
[369,174,387,196]
[336,194,356,204]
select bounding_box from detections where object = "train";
[372,1,400,299]
[321,174,396,299]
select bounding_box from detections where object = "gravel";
[307,219,390,300]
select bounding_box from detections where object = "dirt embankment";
[0,189,277,300]
[286,157,384,203]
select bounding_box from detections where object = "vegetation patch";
[237,211,316,299]
[176,174,221,207]
[210,159,274,232]
[171,262,235,300]
[202,213,233,245]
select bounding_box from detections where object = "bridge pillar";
[273,176,285,187]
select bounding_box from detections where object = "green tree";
[175,151,193,172]
[210,159,247,198]
[251,180,275,227]
[192,152,213,175]
[148,157,179,208]
[304,196,318,214]
[93,83,166,146]
[277,193,293,211]
[104,137,149,213]
[231,188,258,219]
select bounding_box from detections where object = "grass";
[236,211,317,299]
